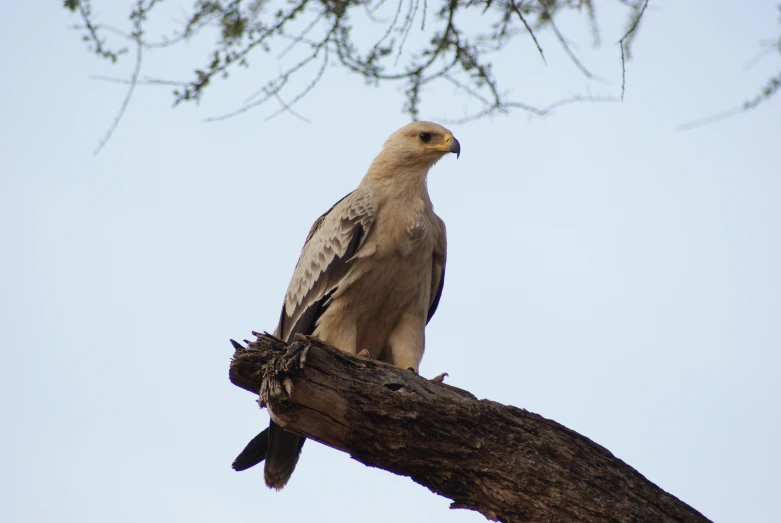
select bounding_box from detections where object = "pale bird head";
[378,121,461,170]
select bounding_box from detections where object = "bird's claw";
[431,372,449,383]
[357,349,372,359]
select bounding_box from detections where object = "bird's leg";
[386,314,425,372]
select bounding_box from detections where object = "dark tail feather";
[264,421,306,490]
[232,428,270,471]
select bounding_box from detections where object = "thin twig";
[175,0,311,105]
[94,38,142,155]
[76,1,127,61]
[269,93,312,123]
[395,0,420,66]
[617,0,649,44]
[676,106,748,131]
[242,45,320,105]
[335,0,457,81]
[442,93,618,125]
[586,0,600,46]
[264,50,330,121]
[443,74,494,106]
[206,76,289,122]
[441,104,512,124]
[509,1,546,65]
[743,40,778,71]
[89,74,187,87]
[618,0,649,101]
[677,72,781,130]
[278,10,325,59]
[538,94,618,114]
[371,0,405,57]
[548,16,605,82]
[370,0,393,15]
[208,34,333,122]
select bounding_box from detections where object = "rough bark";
[229,333,711,523]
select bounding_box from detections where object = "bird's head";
[372,121,460,175]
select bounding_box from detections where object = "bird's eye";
[419,132,432,143]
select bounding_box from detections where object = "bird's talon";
[357,349,372,359]
[431,372,448,383]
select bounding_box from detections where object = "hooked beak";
[443,133,461,158]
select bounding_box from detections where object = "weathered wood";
[229,334,711,523]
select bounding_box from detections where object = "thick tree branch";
[229,333,711,523]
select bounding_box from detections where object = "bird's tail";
[232,428,269,472]
[232,421,306,490]
[264,421,306,490]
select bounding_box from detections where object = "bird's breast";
[370,194,434,258]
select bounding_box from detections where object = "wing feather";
[427,267,445,323]
[275,188,376,342]
[426,215,447,324]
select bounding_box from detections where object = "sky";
[1,1,779,522]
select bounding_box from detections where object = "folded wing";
[240,187,377,490]
[277,187,377,342]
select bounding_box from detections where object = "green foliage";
[64,0,780,124]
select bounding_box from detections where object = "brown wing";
[426,215,447,324]
[275,187,377,342]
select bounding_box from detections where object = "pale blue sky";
[1,2,779,522]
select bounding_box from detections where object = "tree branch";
[229,333,712,523]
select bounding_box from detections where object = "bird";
[232,121,460,489]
